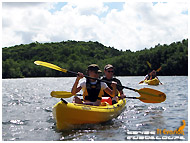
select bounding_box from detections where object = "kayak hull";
[53,99,126,130]
[144,78,159,85]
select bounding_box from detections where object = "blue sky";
[50,2,188,17]
[104,2,125,12]
[49,2,67,13]
[50,2,124,12]
[101,2,125,17]
[49,2,125,17]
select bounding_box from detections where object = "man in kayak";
[102,64,126,104]
[71,64,117,106]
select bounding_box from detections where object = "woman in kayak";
[71,64,117,106]
[102,64,126,104]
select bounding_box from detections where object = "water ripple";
[3,119,29,125]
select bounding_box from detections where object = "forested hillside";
[2,39,188,78]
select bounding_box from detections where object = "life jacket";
[83,79,103,102]
[101,77,121,98]
[151,74,156,79]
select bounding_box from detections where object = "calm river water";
[2,76,188,141]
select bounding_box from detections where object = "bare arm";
[104,81,117,97]
[119,90,126,99]
[71,72,83,95]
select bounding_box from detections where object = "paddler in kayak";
[149,70,156,80]
[102,64,126,104]
[149,70,162,84]
[71,64,117,106]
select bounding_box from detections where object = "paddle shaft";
[66,70,136,92]
[68,94,138,99]
[34,61,137,92]
[70,94,139,100]
[52,91,139,100]
[125,97,138,99]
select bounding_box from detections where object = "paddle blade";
[156,67,162,72]
[137,88,166,103]
[146,61,152,68]
[51,91,74,98]
[139,81,144,84]
[34,61,68,73]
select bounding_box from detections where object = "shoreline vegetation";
[2,39,188,79]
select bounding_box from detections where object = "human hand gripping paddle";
[34,61,166,103]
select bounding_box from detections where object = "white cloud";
[67,1,108,15]
[99,2,188,51]
[2,2,188,51]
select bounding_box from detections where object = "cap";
[87,64,102,73]
[104,64,114,70]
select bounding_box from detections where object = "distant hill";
[2,39,188,78]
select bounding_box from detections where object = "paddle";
[139,61,152,84]
[34,61,100,81]
[34,61,166,103]
[156,77,163,85]
[51,90,166,103]
[139,80,144,84]
[146,61,152,68]
[51,91,76,98]
[156,67,162,72]
[146,61,162,72]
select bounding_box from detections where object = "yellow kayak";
[52,98,126,130]
[144,78,159,85]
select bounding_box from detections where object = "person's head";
[104,64,114,79]
[87,64,102,79]
[152,70,156,75]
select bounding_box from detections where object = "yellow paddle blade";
[136,88,166,103]
[34,61,68,73]
[146,61,152,68]
[51,91,74,98]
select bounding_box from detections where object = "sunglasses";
[107,70,114,73]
